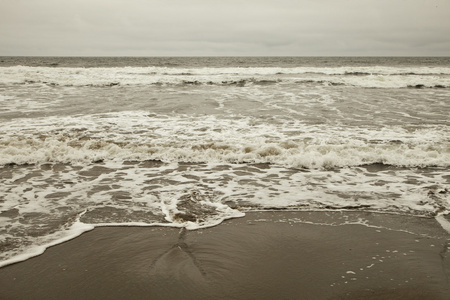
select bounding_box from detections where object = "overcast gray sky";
[1,0,449,56]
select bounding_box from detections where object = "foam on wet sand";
[0,211,449,300]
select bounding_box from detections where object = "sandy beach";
[0,211,449,300]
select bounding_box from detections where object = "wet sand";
[0,211,449,300]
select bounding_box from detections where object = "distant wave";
[3,65,450,75]
[10,78,448,89]
[1,66,449,89]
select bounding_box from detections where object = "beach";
[0,57,449,299]
[0,211,449,300]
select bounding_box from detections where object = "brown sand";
[0,211,449,300]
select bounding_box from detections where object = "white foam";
[337,74,449,89]
[1,159,448,267]
[1,66,449,88]
[0,186,245,268]
[0,213,94,268]
[0,112,448,168]
[159,187,245,230]
[0,217,245,268]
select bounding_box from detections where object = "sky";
[1,0,449,56]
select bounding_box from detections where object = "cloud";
[0,0,449,56]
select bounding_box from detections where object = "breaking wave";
[1,112,448,169]
[1,66,449,89]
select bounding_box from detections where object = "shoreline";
[2,209,448,270]
[0,211,449,299]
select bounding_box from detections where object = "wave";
[12,78,449,89]
[1,113,448,169]
[1,66,449,89]
[1,136,447,169]
[4,65,450,75]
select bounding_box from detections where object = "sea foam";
[0,112,448,168]
[1,66,449,88]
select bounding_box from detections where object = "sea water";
[0,57,449,266]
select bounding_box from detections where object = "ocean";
[0,56,449,267]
